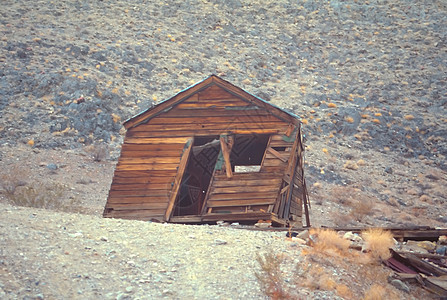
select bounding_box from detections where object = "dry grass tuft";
[350,198,374,222]
[309,228,351,255]
[363,284,399,300]
[255,252,291,300]
[0,165,27,196]
[4,182,82,213]
[362,229,394,262]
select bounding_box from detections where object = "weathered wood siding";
[104,82,305,225]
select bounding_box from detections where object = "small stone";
[125,286,133,293]
[297,230,309,240]
[291,237,306,244]
[439,235,447,245]
[419,195,431,202]
[384,166,393,174]
[390,279,410,293]
[436,246,447,256]
[406,188,419,195]
[214,239,227,245]
[46,163,58,170]
[343,232,363,243]
[100,236,108,242]
[343,160,358,170]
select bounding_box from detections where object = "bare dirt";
[0,0,446,299]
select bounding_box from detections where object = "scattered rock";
[390,279,410,293]
[343,160,358,170]
[214,239,228,245]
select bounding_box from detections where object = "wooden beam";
[165,138,193,221]
[267,147,288,163]
[220,135,234,178]
[285,123,294,137]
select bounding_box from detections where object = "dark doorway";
[173,136,220,216]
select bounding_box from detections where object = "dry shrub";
[331,186,357,205]
[363,284,399,300]
[255,252,291,300]
[4,182,81,212]
[86,143,109,162]
[336,284,353,299]
[363,284,386,300]
[0,166,27,196]
[349,198,374,222]
[332,211,353,227]
[362,229,394,262]
[310,228,351,256]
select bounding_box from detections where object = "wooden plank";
[124,128,285,138]
[165,138,193,221]
[124,137,190,144]
[110,182,172,191]
[121,143,185,152]
[108,189,170,197]
[110,202,168,210]
[144,115,283,125]
[220,135,234,178]
[197,85,237,100]
[162,107,273,118]
[212,178,281,188]
[129,121,287,132]
[213,172,282,181]
[266,148,288,162]
[118,157,181,164]
[202,211,273,222]
[210,185,279,194]
[112,176,174,185]
[208,191,278,201]
[120,150,184,157]
[263,158,287,167]
[106,209,166,217]
[115,163,179,171]
[176,99,250,109]
[113,170,176,178]
[107,194,169,202]
[207,199,276,207]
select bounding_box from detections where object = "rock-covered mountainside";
[0,1,446,299]
[0,1,446,231]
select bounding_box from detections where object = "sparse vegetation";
[0,166,27,196]
[255,252,291,300]
[361,229,394,262]
[3,181,81,213]
[87,143,109,162]
[309,228,351,256]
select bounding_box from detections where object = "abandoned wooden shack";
[103,75,310,227]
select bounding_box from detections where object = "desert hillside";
[0,0,446,299]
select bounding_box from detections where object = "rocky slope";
[0,0,446,298]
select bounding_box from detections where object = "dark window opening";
[230,134,270,173]
[174,136,220,216]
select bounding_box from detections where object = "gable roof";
[124,74,300,129]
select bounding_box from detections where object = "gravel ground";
[0,202,301,300]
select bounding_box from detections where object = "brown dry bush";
[363,284,399,300]
[255,252,292,300]
[86,143,109,162]
[309,228,351,256]
[349,197,374,222]
[0,165,27,196]
[361,228,394,262]
[4,181,81,213]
